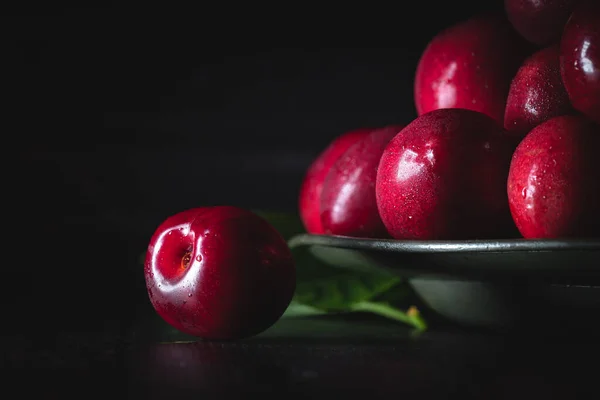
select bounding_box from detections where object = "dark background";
[8,1,506,336]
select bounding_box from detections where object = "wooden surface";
[5,313,600,399]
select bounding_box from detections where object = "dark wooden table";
[7,202,599,399]
[5,310,599,399]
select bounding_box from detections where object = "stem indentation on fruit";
[181,252,192,269]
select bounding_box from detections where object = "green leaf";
[350,302,427,331]
[286,242,405,311]
[256,210,427,330]
[281,301,328,318]
[252,210,305,241]
[294,268,402,311]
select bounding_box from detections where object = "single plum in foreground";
[144,206,296,340]
[376,109,517,240]
[320,125,403,238]
[504,45,574,138]
[414,14,531,125]
[507,115,600,239]
[298,128,371,234]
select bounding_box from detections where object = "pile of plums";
[143,0,599,341]
[300,0,600,241]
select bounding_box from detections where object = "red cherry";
[507,115,600,239]
[298,128,372,234]
[376,109,517,240]
[144,206,296,340]
[320,125,403,238]
[504,45,574,138]
[504,0,580,46]
[414,14,531,125]
[560,0,600,124]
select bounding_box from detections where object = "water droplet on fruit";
[188,293,192,297]
[195,255,202,262]
[521,187,527,199]
[408,216,412,219]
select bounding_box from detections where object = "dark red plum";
[376,109,517,240]
[144,206,296,340]
[507,115,600,238]
[320,125,403,238]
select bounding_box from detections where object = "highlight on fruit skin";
[507,115,600,239]
[320,125,403,239]
[560,0,600,125]
[376,108,518,241]
[414,13,531,125]
[298,128,373,234]
[144,206,296,340]
[504,45,574,138]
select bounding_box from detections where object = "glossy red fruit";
[507,115,600,239]
[144,206,296,340]
[504,45,574,138]
[298,128,372,234]
[504,0,580,46]
[560,0,600,124]
[414,14,531,125]
[376,109,517,240]
[320,125,403,238]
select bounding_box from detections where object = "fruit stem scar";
[181,252,192,269]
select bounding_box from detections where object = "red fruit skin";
[504,45,574,138]
[298,128,372,234]
[560,0,600,125]
[507,115,600,239]
[144,206,296,340]
[376,109,517,240]
[320,125,403,238]
[504,0,580,46]
[414,14,531,125]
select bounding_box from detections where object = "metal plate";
[288,234,600,283]
[288,234,600,328]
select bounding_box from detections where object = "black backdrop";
[8,1,505,335]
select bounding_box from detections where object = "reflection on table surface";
[5,314,598,398]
